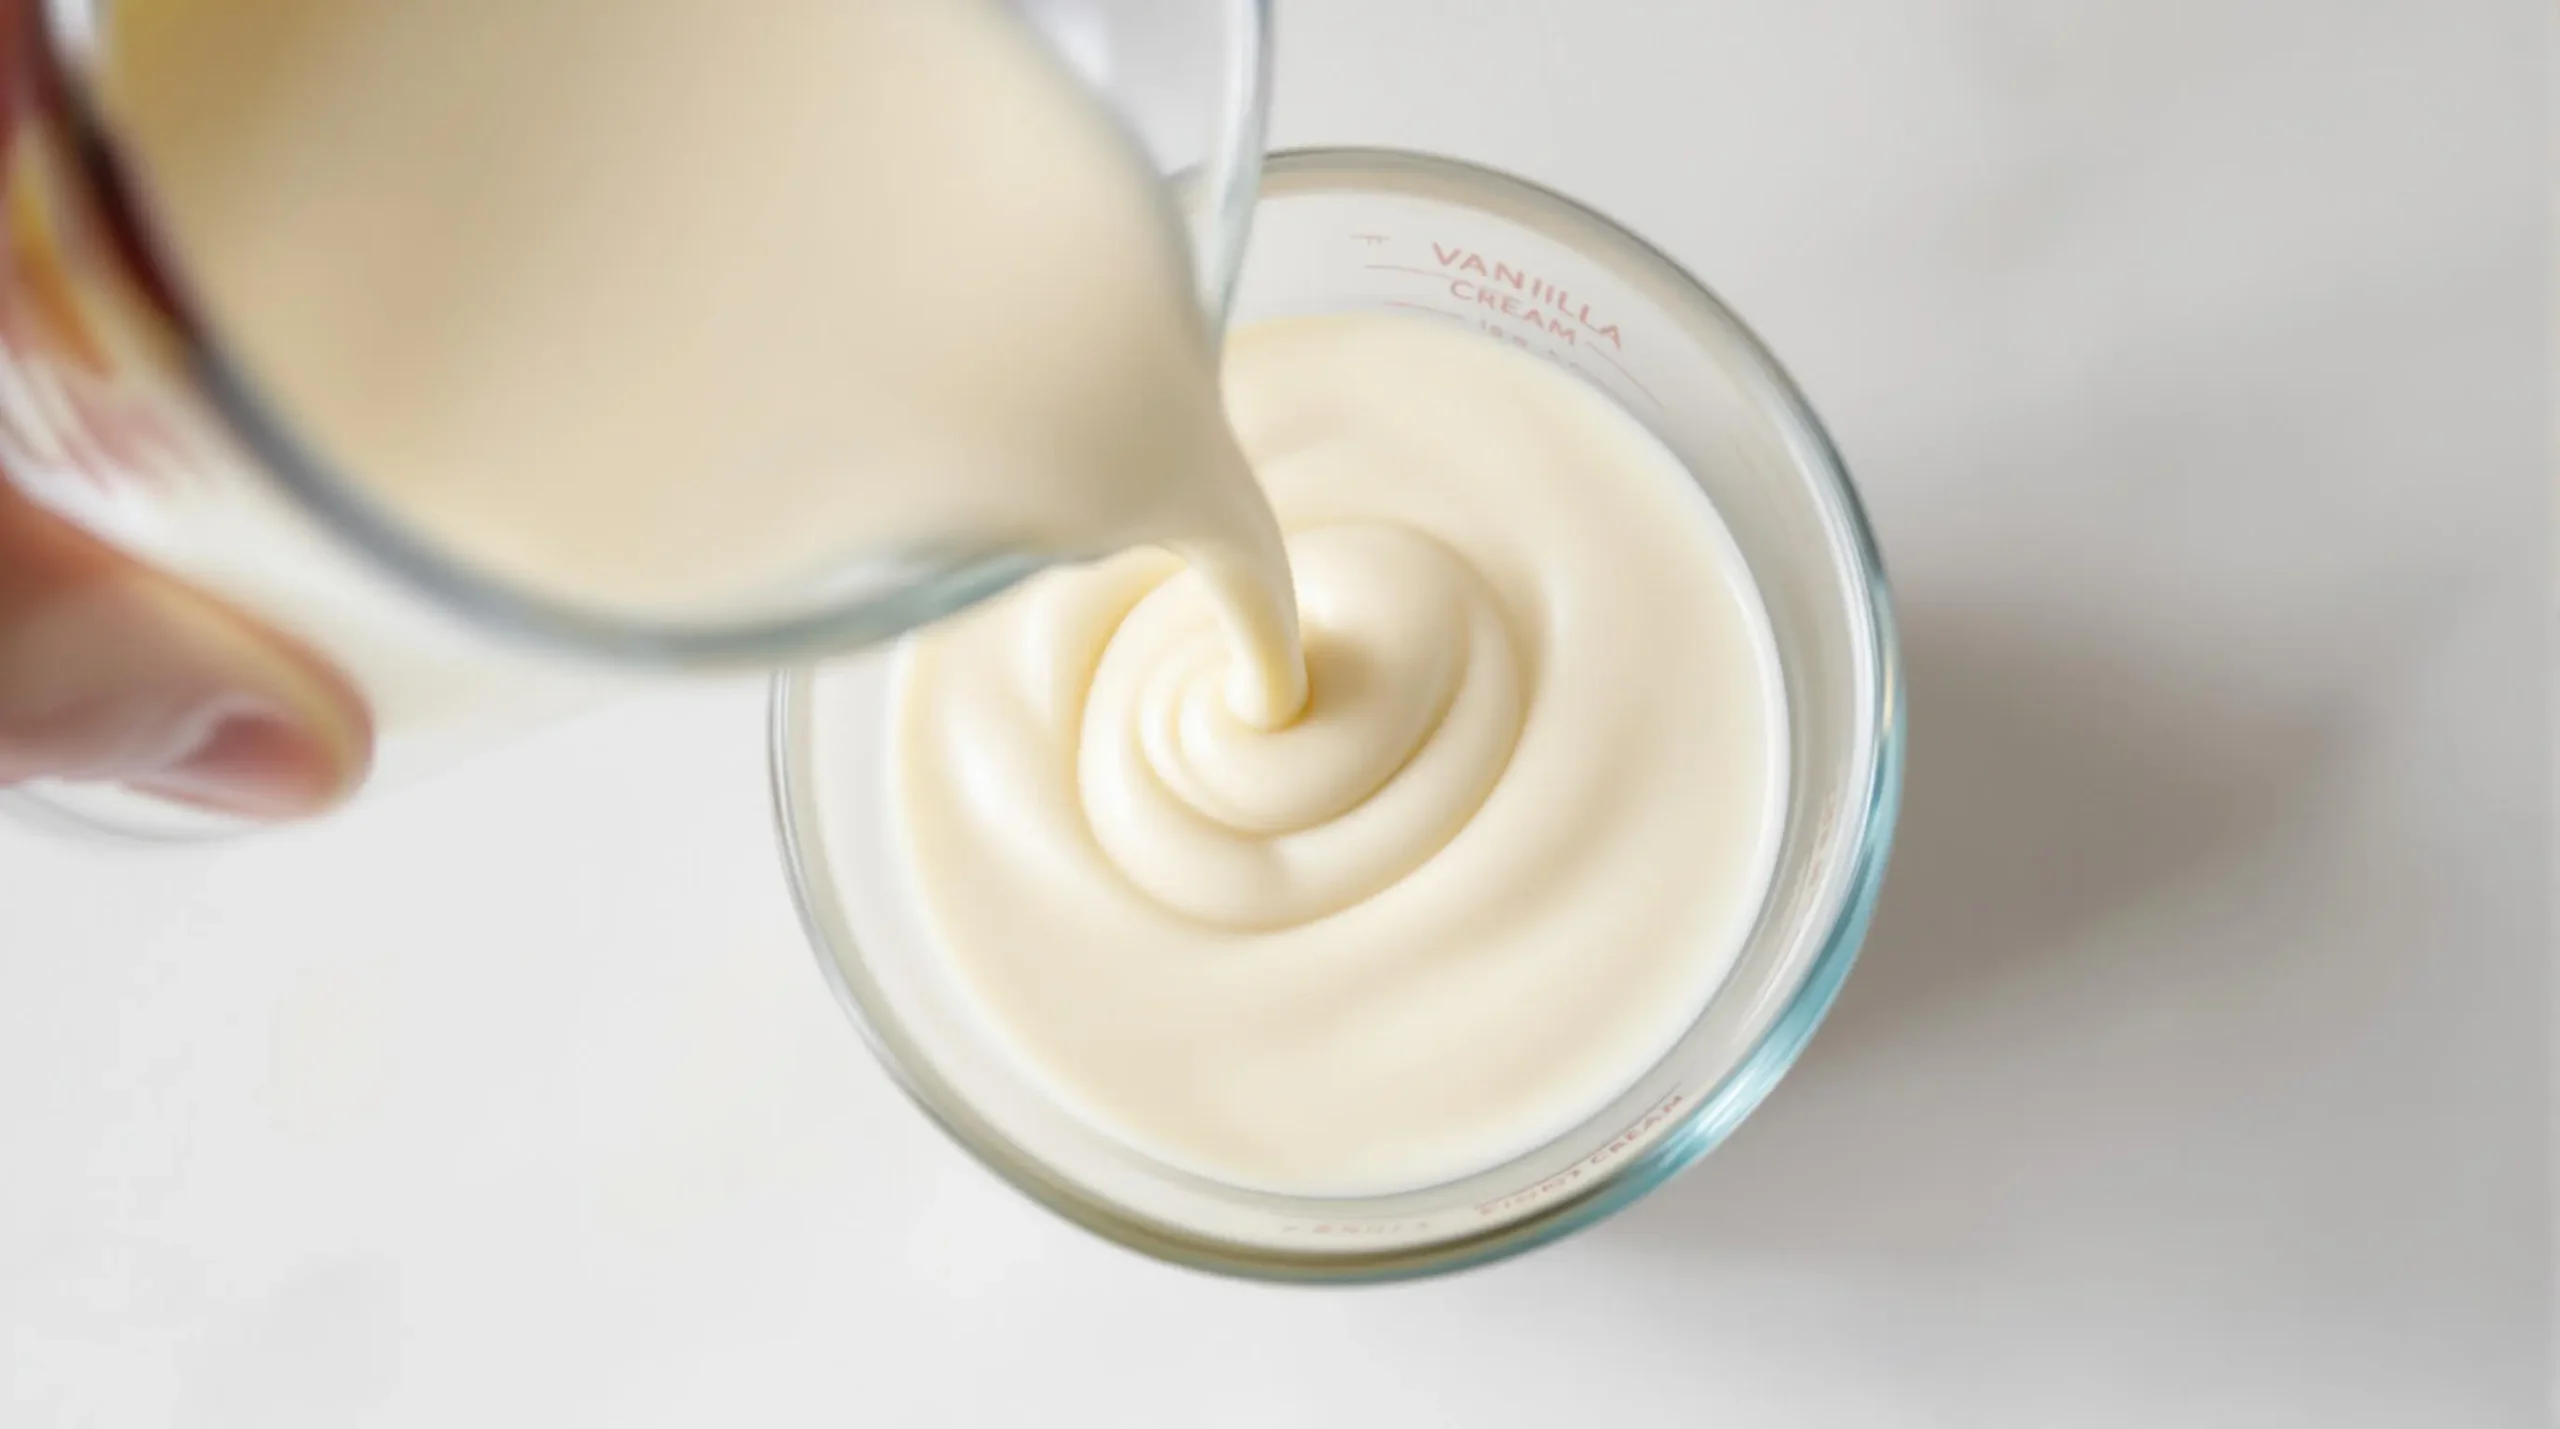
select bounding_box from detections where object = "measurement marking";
[1473,1089,1689,1220]
[1372,267,1655,406]
[1364,252,1654,408]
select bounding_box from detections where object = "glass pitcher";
[0,0,1269,838]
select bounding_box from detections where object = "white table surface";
[2,2,2549,1425]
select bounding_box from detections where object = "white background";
[2,1,2549,1424]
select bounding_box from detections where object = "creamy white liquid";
[104,0,1300,696]
[105,0,1785,1196]
[894,314,1786,1196]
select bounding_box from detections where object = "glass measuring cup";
[0,0,1270,839]
[771,148,1905,1281]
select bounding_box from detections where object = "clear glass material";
[771,148,1905,1281]
[0,0,1270,838]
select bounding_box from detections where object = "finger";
[0,484,372,819]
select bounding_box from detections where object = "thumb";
[0,486,371,819]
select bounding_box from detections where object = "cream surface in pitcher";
[104,0,1299,677]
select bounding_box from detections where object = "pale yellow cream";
[892,314,1787,1196]
[103,0,1784,1198]
[104,0,1300,674]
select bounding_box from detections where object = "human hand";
[0,480,371,819]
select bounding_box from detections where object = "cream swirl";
[1079,522,1522,929]
[885,313,1785,1196]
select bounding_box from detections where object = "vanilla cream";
[891,314,1786,1196]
